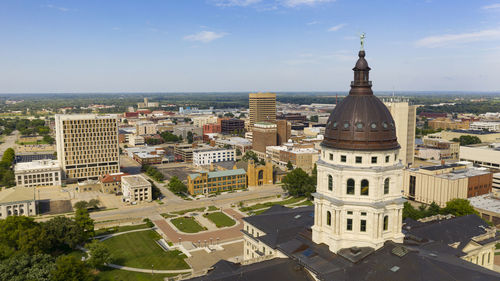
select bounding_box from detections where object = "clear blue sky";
[1,0,499,93]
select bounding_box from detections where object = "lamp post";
[151,264,154,276]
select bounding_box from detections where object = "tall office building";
[249,92,276,127]
[384,98,417,167]
[252,122,277,156]
[276,119,291,145]
[55,114,120,181]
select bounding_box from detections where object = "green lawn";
[294,200,314,207]
[161,213,178,219]
[171,217,206,233]
[204,212,236,228]
[95,224,150,237]
[240,197,306,212]
[172,207,206,216]
[101,230,190,270]
[252,208,270,216]
[97,268,179,281]
[207,205,219,211]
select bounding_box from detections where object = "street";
[0,130,19,157]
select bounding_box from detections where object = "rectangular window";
[361,212,366,216]
[347,219,353,231]
[371,156,377,164]
[385,155,390,163]
[329,153,333,160]
[356,156,362,164]
[360,220,366,232]
[347,211,353,215]
[341,155,347,162]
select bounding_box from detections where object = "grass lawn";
[240,197,305,212]
[252,208,270,216]
[95,224,150,236]
[102,230,190,270]
[172,207,206,216]
[161,213,178,219]
[294,200,314,207]
[65,250,87,261]
[97,268,178,281]
[207,205,219,211]
[171,217,206,233]
[204,212,235,228]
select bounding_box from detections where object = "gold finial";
[360,32,366,51]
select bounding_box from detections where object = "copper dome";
[322,50,400,151]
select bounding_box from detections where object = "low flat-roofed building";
[121,175,152,203]
[193,148,235,166]
[266,144,319,174]
[15,152,56,163]
[128,135,145,147]
[403,163,493,207]
[214,137,252,153]
[100,172,129,193]
[460,143,500,170]
[133,152,162,165]
[440,130,500,143]
[0,187,37,218]
[493,173,500,190]
[470,122,500,132]
[187,168,247,196]
[14,159,61,188]
[469,194,500,227]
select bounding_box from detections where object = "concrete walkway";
[106,263,192,274]
[154,209,245,243]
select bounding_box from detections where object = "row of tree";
[452,135,482,146]
[168,176,188,195]
[0,118,50,136]
[403,198,478,220]
[142,165,165,182]
[0,148,15,187]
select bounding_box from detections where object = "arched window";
[328,175,333,191]
[326,211,331,226]
[347,179,355,195]
[383,216,389,231]
[384,178,390,194]
[361,179,369,195]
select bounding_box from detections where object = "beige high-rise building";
[384,98,417,166]
[249,92,276,127]
[55,114,120,181]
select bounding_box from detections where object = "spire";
[349,39,373,96]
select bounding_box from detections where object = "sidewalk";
[106,263,192,274]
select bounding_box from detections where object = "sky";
[1,0,500,93]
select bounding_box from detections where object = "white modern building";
[193,148,236,166]
[0,187,37,218]
[470,122,500,132]
[121,175,152,203]
[14,159,61,188]
[460,143,500,170]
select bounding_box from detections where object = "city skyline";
[1,0,500,93]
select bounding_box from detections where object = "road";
[0,130,18,157]
[89,184,283,222]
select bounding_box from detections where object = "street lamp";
[151,264,154,276]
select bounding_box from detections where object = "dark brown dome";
[322,50,400,151]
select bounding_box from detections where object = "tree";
[281,168,316,198]
[73,201,88,210]
[286,161,294,170]
[0,216,44,259]
[187,131,194,144]
[242,151,259,163]
[1,148,15,165]
[224,112,234,118]
[50,256,95,281]
[87,199,100,209]
[441,198,477,217]
[309,115,318,122]
[236,148,242,156]
[74,208,94,238]
[0,253,55,281]
[41,216,86,251]
[453,135,482,146]
[86,240,112,269]
[1,170,15,187]
[43,135,55,144]
[168,176,187,194]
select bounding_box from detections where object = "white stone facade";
[193,148,235,166]
[121,175,152,203]
[312,147,405,253]
[14,159,62,188]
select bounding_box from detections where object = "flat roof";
[469,194,500,214]
[14,159,60,172]
[189,168,246,179]
[0,187,35,204]
[121,175,150,187]
[450,129,499,135]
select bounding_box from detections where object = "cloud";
[328,23,346,32]
[45,4,70,12]
[307,20,319,25]
[283,0,336,7]
[415,28,500,48]
[212,0,262,7]
[183,31,228,43]
[481,3,500,10]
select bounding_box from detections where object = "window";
[355,156,362,164]
[360,220,366,232]
[328,175,333,191]
[361,179,369,196]
[383,216,389,231]
[385,155,390,163]
[329,153,333,160]
[361,212,366,216]
[346,219,353,231]
[341,155,347,162]
[347,179,355,195]
[384,178,390,194]
[347,211,353,215]
[326,211,331,226]
[371,156,377,164]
